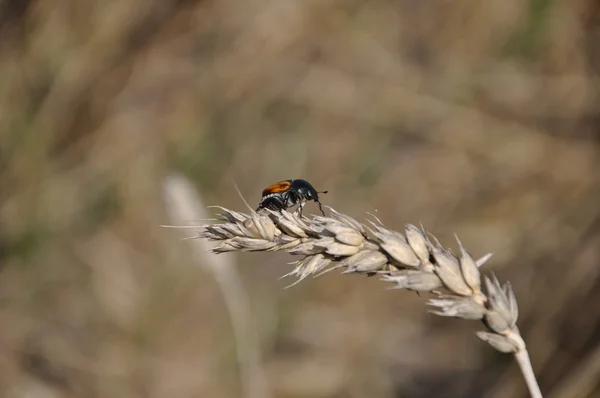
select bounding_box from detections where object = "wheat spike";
[189,206,543,398]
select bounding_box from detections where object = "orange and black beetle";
[257,179,328,216]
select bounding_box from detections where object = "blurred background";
[1,0,600,397]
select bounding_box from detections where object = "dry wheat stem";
[193,206,543,398]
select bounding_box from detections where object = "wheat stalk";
[192,206,543,398]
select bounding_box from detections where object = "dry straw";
[193,205,543,398]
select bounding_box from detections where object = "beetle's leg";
[295,200,306,217]
[316,199,325,216]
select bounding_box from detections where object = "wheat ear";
[192,206,543,398]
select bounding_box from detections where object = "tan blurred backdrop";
[1,0,600,397]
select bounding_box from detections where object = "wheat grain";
[192,206,543,398]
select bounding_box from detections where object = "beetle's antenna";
[318,190,328,194]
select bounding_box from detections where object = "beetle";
[257,179,328,216]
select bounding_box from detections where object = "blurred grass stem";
[162,174,270,398]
